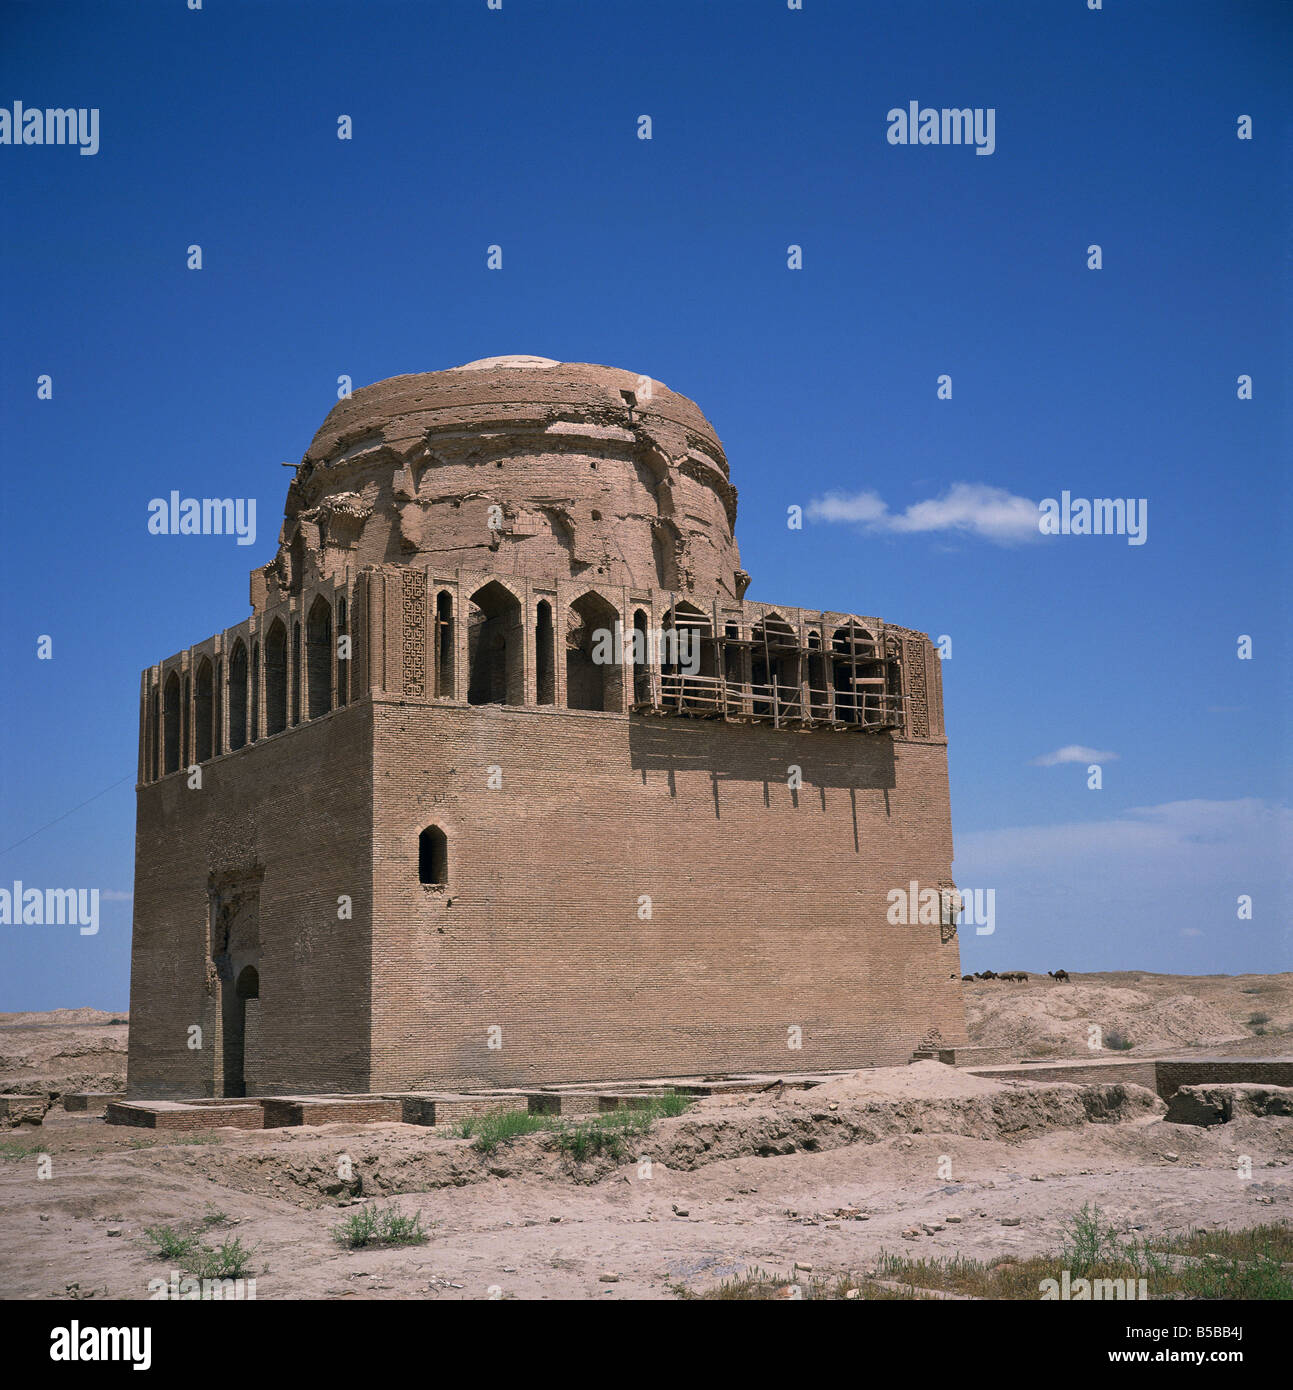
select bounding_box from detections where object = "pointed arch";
[162,671,181,774]
[467,581,523,706]
[535,599,555,705]
[435,590,455,697]
[228,640,248,750]
[265,620,288,735]
[566,590,622,712]
[213,658,223,756]
[418,825,448,885]
[751,613,799,719]
[831,622,879,724]
[306,595,333,719]
[194,657,214,762]
[632,608,652,705]
[661,601,714,710]
[806,629,829,718]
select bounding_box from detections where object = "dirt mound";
[966,983,1247,1057]
[1165,1083,1293,1127]
[654,1082,1163,1173]
[0,1008,125,1027]
[156,1080,1165,1205]
[799,1060,1006,1103]
[0,1013,128,1095]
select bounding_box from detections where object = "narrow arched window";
[436,591,454,697]
[535,600,555,705]
[306,596,332,719]
[418,826,448,886]
[228,641,248,750]
[633,609,651,705]
[163,671,181,773]
[265,623,287,735]
[194,658,214,762]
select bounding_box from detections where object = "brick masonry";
[127,358,967,1099]
[968,1057,1293,1100]
[105,1100,264,1130]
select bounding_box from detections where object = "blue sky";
[1,0,1288,1008]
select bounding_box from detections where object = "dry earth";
[961,970,1293,1059]
[0,1009,127,1097]
[0,975,1289,1300]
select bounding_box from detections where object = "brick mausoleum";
[127,355,966,1099]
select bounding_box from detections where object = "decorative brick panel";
[401,569,427,697]
[905,636,930,739]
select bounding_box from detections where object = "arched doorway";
[306,596,333,719]
[265,620,287,735]
[566,592,622,712]
[162,672,181,774]
[194,658,214,762]
[467,581,523,706]
[228,640,248,750]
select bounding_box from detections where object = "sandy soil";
[1,978,1288,1300]
[1,1069,1288,1300]
[963,971,1293,1059]
[0,1010,127,1096]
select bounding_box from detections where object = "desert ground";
[1,972,1289,1301]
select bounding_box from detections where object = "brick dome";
[257,358,747,611]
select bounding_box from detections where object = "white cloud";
[960,798,1290,867]
[806,490,890,524]
[954,799,1291,973]
[807,482,1040,545]
[1031,745,1119,767]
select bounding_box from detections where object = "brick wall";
[127,703,373,1098]
[368,700,965,1090]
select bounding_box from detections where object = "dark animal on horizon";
[1048,969,1071,982]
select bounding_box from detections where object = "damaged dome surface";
[259,358,745,611]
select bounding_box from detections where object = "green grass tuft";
[456,1093,693,1160]
[0,1140,48,1161]
[187,1236,256,1281]
[332,1201,429,1250]
[142,1224,201,1261]
[675,1211,1293,1301]
[455,1109,554,1154]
